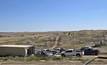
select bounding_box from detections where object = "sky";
[0,0,107,32]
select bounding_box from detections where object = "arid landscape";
[1,0,107,65]
[0,30,107,49]
[0,30,107,65]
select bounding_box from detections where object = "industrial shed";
[0,45,35,56]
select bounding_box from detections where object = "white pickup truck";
[61,49,83,57]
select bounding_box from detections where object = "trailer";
[0,45,35,56]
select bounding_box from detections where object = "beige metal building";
[0,45,35,56]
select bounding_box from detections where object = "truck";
[82,48,99,55]
[61,49,83,57]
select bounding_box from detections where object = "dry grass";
[0,30,107,52]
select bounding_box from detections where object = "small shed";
[0,45,35,56]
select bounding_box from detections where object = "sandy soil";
[0,61,107,65]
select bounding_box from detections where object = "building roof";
[0,45,34,48]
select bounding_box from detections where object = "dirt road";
[0,61,107,65]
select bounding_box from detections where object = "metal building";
[0,45,35,56]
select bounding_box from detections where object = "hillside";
[0,30,107,50]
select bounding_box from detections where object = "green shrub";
[27,55,40,61]
[15,57,24,61]
[95,60,104,62]
[52,56,63,61]
[39,56,49,60]
[80,58,89,63]
[0,57,8,61]
[35,40,45,43]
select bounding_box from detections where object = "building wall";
[0,47,25,56]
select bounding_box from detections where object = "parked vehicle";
[80,46,92,51]
[53,48,65,53]
[61,49,82,57]
[82,48,99,55]
[41,49,53,56]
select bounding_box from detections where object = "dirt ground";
[0,55,107,65]
[0,60,107,65]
